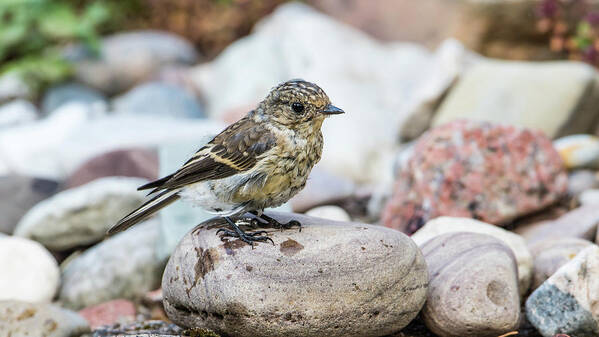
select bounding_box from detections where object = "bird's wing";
[139,117,277,192]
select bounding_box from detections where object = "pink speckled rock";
[78,299,136,329]
[383,120,567,234]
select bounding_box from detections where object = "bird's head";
[254,79,344,131]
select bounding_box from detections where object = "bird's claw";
[218,229,274,246]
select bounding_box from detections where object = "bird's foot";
[251,212,302,232]
[217,217,274,246]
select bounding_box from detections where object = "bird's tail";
[107,189,180,235]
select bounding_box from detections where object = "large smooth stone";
[526,245,599,337]
[432,59,599,138]
[528,238,595,290]
[383,120,567,234]
[412,216,532,296]
[0,300,90,337]
[59,220,163,310]
[162,212,428,337]
[41,82,106,116]
[514,204,599,245]
[0,236,60,303]
[14,177,147,251]
[421,232,520,337]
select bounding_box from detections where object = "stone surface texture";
[526,245,599,337]
[433,60,599,138]
[0,300,90,337]
[421,232,521,337]
[383,120,568,234]
[528,238,595,290]
[162,212,428,337]
[14,177,147,251]
[59,220,163,310]
[411,216,532,295]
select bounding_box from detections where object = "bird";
[107,79,344,244]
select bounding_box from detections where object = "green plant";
[0,0,112,95]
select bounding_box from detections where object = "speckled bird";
[108,79,344,244]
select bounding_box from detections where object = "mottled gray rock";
[66,30,198,94]
[421,232,520,337]
[14,177,147,251]
[515,205,599,245]
[41,82,106,115]
[113,82,204,118]
[0,300,90,337]
[91,320,193,337]
[0,236,60,303]
[0,99,37,128]
[163,212,428,337]
[412,216,532,296]
[0,175,59,234]
[528,238,595,290]
[526,245,599,337]
[59,220,163,310]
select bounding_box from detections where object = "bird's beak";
[322,104,344,115]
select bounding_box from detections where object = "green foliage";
[0,0,113,94]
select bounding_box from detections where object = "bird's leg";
[216,217,274,246]
[250,211,301,232]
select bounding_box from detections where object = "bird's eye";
[291,102,304,114]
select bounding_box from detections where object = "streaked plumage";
[108,79,343,239]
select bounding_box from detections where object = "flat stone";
[421,232,521,337]
[0,236,60,303]
[514,205,599,245]
[0,300,90,337]
[59,220,163,310]
[66,149,158,189]
[526,245,599,337]
[91,320,190,337]
[412,216,532,296]
[14,177,147,251]
[162,212,428,337]
[528,238,595,290]
[0,103,223,179]
[433,60,599,138]
[0,175,59,234]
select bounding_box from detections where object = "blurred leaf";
[38,4,80,39]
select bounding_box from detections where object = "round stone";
[420,232,521,337]
[162,212,428,337]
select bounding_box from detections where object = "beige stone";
[162,212,428,337]
[528,238,595,290]
[421,232,520,337]
[433,60,599,138]
[412,216,532,295]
